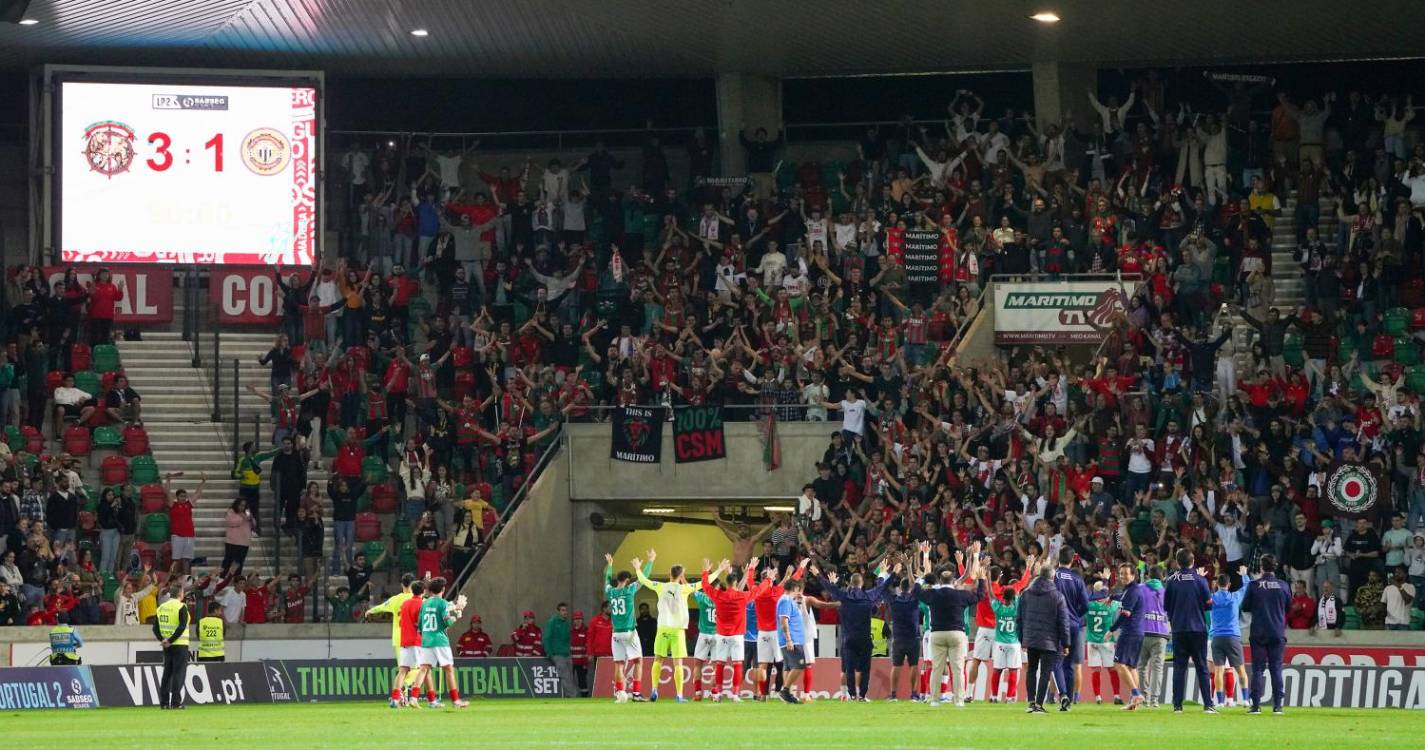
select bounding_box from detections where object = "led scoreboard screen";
[58,79,318,265]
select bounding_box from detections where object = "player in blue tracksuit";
[1110,563,1147,710]
[1241,555,1291,714]
[1052,548,1089,706]
[884,574,924,701]
[1162,550,1215,712]
[816,562,892,701]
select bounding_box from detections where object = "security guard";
[197,603,226,662]
[48,612,84,665]
[153,582,191,709]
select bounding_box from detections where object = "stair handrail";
[451,426,564,593]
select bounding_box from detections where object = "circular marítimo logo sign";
[240,127,291,176]
[1327,464,1376,514]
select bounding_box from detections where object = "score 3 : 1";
[145,132,223,171]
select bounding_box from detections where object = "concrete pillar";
[1032,62,1099,134]
[716,73,782,176]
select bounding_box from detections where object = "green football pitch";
[6,700,1423,748]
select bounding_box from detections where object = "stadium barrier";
[88,662,290,707]
[0,665,99,709]
[268,658,565,701]
[590,656,1425,708]
[0,658,564,708]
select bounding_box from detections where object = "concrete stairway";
[1226,193,1338,374]
[116,330,331,577]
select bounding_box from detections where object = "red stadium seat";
[63,425,91,457]
[20,425,43,454]
[1372,334,1395,360]
[121,425,150,456]
[69,343,91,371]
[371,483,398,514]
[46,371,63,393]
[100,455,129,485]
[139,483,167,514]
[355,512,381,542]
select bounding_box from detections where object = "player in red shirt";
[455,614,493,657]
[395,581,436,707]
[511,610,544,656]
[963,555,1037,702]
[700,556,770,702]
[750,559,808,699]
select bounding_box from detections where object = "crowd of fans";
[5,70,1425,635]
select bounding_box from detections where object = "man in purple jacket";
[1136,567,1170,709]
[1111,563,1147,710]
[1052,548,1089,709]
[1163,550,1216,713]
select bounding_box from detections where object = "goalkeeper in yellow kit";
[632,548,706,703]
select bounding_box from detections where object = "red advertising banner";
[1277,645,1425,667]
[211,267,309,324]
[41,265,173,323]
[591,657,948,701]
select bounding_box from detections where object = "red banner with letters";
[210,267,310,324]
[41,265,173,323]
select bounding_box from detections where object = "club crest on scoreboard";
[241,127,292,176]
[81,120,137,178]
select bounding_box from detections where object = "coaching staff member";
[1163,550,1215,713]
[1242,555,1291,715]
[153,582,191,709]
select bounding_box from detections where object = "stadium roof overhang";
[3,0,1424,78]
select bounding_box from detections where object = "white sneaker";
[954,700,965,708]
[928,700,942,707]
[614,690,628,703]
[728,694,743,703]
[452,699,469,708]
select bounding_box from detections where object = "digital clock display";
[59,80,318,266]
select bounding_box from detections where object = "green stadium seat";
[323,428,345,458]
[130,455,159,485]
[74,371,101,398]
[1394,337,1420,365]
[391,516,413,541]
[93,426,122,450]
[1383,307,1411,336]
[397,541,417,571]
[140,512,170,544]
[361,456,388,484]
[362,541,387,570]
[92,344,122,374]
